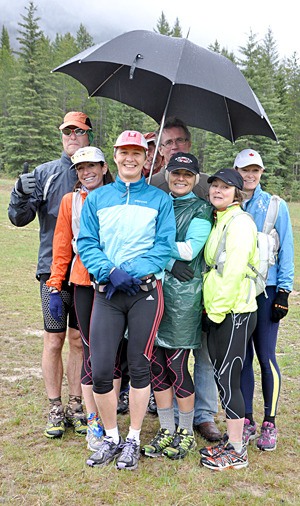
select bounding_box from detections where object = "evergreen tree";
[1,1,61,175]
[154,12,172,36]
[171,18,182,38]
[76,24,94,51]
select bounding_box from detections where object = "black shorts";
[40,274,78,333]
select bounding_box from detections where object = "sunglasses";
[61,127,87,136]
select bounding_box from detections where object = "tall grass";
[1,178,299,505]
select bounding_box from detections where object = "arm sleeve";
[275,200,294,291]
[46,194,73,291]
[8,171,40,226]
[172,217,212,261]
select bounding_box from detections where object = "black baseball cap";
[207,168,244,190]
[166,152,199,175]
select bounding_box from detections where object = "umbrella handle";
[129,54,143,80]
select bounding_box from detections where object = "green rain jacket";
[156,193,213,349]
[203,204,259,324]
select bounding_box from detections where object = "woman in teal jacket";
[142,153,213,461]
[200,169,259,472]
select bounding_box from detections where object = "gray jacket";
[149,166,209,200]
[8,152,77,276]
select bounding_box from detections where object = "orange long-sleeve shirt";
[46,189,91,291]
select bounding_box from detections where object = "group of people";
[8,111,294,472]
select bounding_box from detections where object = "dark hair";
[73,162,114,190]
[157,116,191,143]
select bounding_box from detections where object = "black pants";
[90,282,163,394]
[207,312,257,420]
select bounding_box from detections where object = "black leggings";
[73,285,94,385]
[74,285,128,386]
[151,346,194,398]
[90,281,164,394]
[207,312,257,420]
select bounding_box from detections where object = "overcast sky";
[2,0,299,60]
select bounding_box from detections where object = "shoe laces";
[120,438,138,459]
[174,429,194,450]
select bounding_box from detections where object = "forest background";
[1,1,300,200]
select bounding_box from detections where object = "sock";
[157,406,176,434]
[49,396,62,406]
[229,440,243,452]
[127,427,141,444]
[245,413,255,425]
[263,416,275,427]
[87,412,98,424]
[105,427,120,444]
[178,409,194,434]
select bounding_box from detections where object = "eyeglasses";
[160,137,188,148]
[61,127,87,136]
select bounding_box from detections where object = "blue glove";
[109,268,142,296]
[104,282,117,300]
[49,292,63,321]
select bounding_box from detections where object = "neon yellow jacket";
[203,204,259,323]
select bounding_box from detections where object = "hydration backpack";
[211,195,281,297]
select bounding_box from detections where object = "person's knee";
[67,328,82,350]
[44,331,65,353]
[93,377,113,394]
[129,367,151,389]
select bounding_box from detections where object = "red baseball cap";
[114,130,148,150]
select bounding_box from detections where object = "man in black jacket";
[8,111,92,439]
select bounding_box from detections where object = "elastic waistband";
[93,274,156,294]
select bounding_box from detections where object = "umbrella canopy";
[52,30,277,143]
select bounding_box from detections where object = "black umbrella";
[52,30,277,144]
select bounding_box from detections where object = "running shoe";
[163,428,196,460]
[44,403,65,439]
[65,401,87,435]
[86,423,104,451]
[200,442,248,471]
[86,436,123,467]
[256,421,278,451]
[117,390,129,415]
[147,392,157,415]
[243,418,257,445]
[199,433,229,457]
[141,428,174,457]
[116,438,140,471]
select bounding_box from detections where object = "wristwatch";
[48,286,59,293]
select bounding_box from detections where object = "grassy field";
[0,177,299,505]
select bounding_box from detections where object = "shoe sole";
[257,444,277,451]
[115,459,139,471]
[201,460,248,471]
[164,441,197,460]
[86,455,119,467]
[141,449,164,458]
[44,431,65,439]
[244,433,258,446]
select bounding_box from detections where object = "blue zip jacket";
[243,184,294,291]
[77,176,176,282]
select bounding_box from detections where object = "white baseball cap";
[71,146,105,168]
[234,149,264,169]
[114,130,148,150]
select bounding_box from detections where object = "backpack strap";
[71,190,83,255]
[262,195,281,234]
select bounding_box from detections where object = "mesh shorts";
[40,274,78,333]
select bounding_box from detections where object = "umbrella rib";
[223,97,234,143]
[89,64,125,97]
